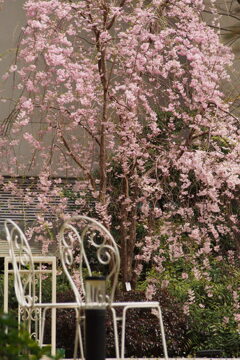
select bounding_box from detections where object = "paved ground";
[42,358,238,360]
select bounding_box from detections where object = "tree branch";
[106,0,127,30]
[60,133,96,190]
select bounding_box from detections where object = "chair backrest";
[58,215,120,305]
[4,219,36,308]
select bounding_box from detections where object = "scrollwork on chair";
[58,216,120,305]
[19,306,40,323]
[4,219,36,308]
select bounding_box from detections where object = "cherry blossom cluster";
[0,0,239,288]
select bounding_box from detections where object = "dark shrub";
[44,288,188,358]
[44,289,77,358]
[106,289,189,358]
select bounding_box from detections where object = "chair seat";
[34,302,80,309]
[112,301,160,307]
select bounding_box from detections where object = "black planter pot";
[196,349,223,358]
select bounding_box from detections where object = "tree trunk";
[120,204,137,290]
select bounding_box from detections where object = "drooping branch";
[60,133,96,191]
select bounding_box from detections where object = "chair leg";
[36,308,40,342]
[79,321,85,360]
[73,322,79,360]
[73,309,85,360]
[40,307,48,348]
[28,309,32,336]
[121,306,128,359]
[156,305,168,360]
[111,307,120,359]
[121,305,168,360]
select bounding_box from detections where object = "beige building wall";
[203,1,240,115]
[0,0,27,175]
[0,1,89,177]
[0,0,25,117]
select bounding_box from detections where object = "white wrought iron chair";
[59,215,169,359]
[4,218,82,357]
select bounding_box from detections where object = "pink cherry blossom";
[0,0,239,287]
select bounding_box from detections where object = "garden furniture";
[4,218,81,357]
[3,254,57,353]
[58,215,169,359]
[5,216,168,359]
